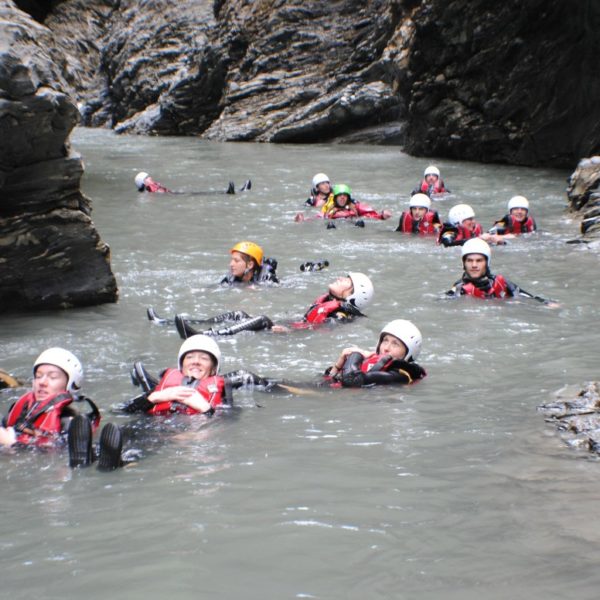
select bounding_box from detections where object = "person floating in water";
[324,319,427,387]
[321,184,392,222]
[446,238,558,305]
[490,195,537,236]
[134,171,250,195]
[395,193,442,235]
[412,165,450,198]
[306,172,333,208]
[222,241,279,285]
[135,171,172,193]
[0,348,121,470]
[165,272,374,337]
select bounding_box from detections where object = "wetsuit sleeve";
[445,280,463,296]
[439,226,460,247]
[504,278,521,297]
[257,259,279,283]
[365,361,425,385]
[222,370,272,389]
[490,218,508,235]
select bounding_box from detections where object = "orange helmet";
[230,241,263,266]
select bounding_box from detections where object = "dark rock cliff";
[39,0,600,168]
[0,3,118,311]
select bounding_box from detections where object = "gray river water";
[2,127,599,600]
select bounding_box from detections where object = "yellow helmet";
[230,241,263,266]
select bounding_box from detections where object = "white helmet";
[424,165,440,178]
[311,173,330,192]
[347,272,374,311]
[409,193,431,209]
[448,204,475,226]
[377,320,422,362]
[178,335,221,373]
[461,238,492,267]
[508,195,529,211]
[135,171,149,190]
[33,348,83,391]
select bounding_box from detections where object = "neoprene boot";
[68,415,93,468]
[210,315,273,336]
[130,361,159,393]
[97,423,123,471]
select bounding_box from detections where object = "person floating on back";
[412,165,450,198]
[221,241,279,285]
[135,171,172,193]
[0,347,122,470]
[490,195,537,236]
[395,193,442,235]
[324,319,427,387]
[170,272,374,337]
[134,171,248,195]
[321,184,392,222]
[446,238,558,305]
[306,172,333,208]
[437,204,483,247]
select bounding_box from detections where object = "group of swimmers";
[0,164,554,470]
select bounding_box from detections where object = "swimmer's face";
[328,276,354,299]
[33,364,69,401]
[335,194,350,207]
[410,206,427,220]
[461,217,476,232]
[378,334,408,360]
[425,173,439,184]
[463,254,488,279]
[229,251,254,279]
[317,182,331,195]
[182,351,216,380]
[510,207,528,222]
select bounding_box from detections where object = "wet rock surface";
[539,383,600,455]
[566,156,600,239]
[0,3,117,310]
[37,0,600,168]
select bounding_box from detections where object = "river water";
[2,127,599,599]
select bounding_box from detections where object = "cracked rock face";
[41,0,598,169]
[566,157,600,238]
[0,3,117,311]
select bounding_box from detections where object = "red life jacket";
[147,368,225,415]
[397,210,440,235]
[355,202,386,220]
[496,214,536,234]
[326,207,359,219]
[359,354,394,373]
[295,294,345,327]
[145,181,171,193]
[6,391,75,446]
[461,274,509,298]
[419,179,447,195]
[438,223,483,245]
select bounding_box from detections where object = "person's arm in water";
[148,387,212,413]
[336,352,426,387]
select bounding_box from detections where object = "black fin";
[68,415,93,468]
[97,423,123,471]
[226,181,235,194]
[147,306,169,325]
[175,315,200,340]
[240,179,252,191]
